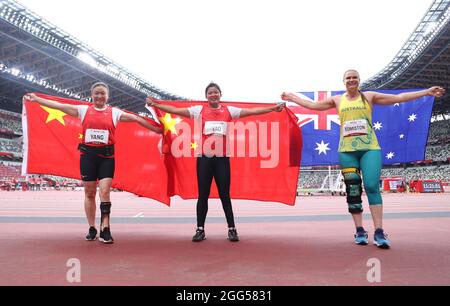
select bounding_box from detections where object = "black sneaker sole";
[374,242,390,249]
[85,237,97,241]
[192,238,206,242]
[99,238,114,244]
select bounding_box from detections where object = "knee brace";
[342,168,363,214]
[100,202,112,224]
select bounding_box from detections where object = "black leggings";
[196,156,235,228]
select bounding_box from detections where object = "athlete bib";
[343,119,369,137]
[204,121,228,136]
[85,129,109,144]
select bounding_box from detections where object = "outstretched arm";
[239,103,284,119]
[23,93,79,117]
[120,112,162,134]
[281,92,335,110]
[146,97,190,118]
[369,86,445,105]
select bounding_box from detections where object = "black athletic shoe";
[192,228,206,242]
[85,227,97,241]
[228,228,240,242]
[374,228,391,249]
[99,227,114,244]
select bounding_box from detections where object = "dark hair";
[91,82,109,94]
[205,82,222,96]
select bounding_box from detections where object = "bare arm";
[281,92,335,110]
[368,86,445,105]
[239,103,284,119]
[23,93,79,117]
[120,112,162,134]
[146,97,190,118]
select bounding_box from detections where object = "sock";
[356,227,365,233]
[375,228,384,234]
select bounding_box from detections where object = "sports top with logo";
[338,94,380,152]
[189,105,241,157]
[77,105,123,147]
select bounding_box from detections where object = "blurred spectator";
[428,119,450,144]
[426,144,450,162]
[0,138,23,157]
[0,109,22,135]
[382,165,450,182]
[298,171,330,189]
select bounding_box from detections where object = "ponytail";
[359,90,368,106]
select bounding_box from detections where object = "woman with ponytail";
[281,70,444,249]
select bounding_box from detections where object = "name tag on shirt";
[204,121,228,136]
[343,119,368,137]
[85,129,109,144]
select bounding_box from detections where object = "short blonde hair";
[343,69,360,81]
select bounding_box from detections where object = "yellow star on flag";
[159,113,182,135]
[78,134,84,140]
[191,142,199,151]
[40,106,67,126]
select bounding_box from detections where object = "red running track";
[0,191,449,285]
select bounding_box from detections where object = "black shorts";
[80,154,115,182]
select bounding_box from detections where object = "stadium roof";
[0,0,186,114]
[361,0,450,116]
[1,0,449,116]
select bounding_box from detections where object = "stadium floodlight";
[26,74,35,82]
[77,52,98,68]
[10,68,20,77]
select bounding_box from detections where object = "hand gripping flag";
[288,89,434,166]
[147,100,302,205]
[22,93,170,204]
[22,94,302,205]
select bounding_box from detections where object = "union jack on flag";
[289,91,342,130]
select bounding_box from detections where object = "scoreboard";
[422,181,444,193]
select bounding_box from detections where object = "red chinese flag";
[22,93,170,205]
[150,100,302,205]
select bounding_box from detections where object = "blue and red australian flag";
[288,89,434,166]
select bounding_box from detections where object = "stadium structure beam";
[0,0,186,114]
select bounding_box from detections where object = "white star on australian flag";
[315,140,331,155]
[408,113,418,123]
[373,122,383,131]
[386,152,395,160]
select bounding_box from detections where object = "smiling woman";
[281,69,445,249]
[23,82,162,244]
[148,82,284,242]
